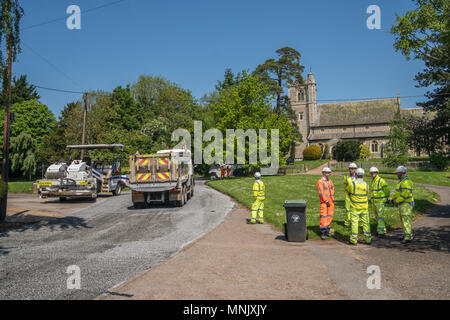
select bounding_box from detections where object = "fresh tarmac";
[0,181,234,300]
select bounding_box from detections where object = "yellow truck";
[127,148,194,208]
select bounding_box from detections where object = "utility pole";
[80,92,88,160]
[1,47,13,222]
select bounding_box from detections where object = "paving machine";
[36,144,128,201]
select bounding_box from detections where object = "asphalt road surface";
[0,181,234,300]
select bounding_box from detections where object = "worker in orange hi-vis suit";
[226,166,230,178]
[317,167,335,240]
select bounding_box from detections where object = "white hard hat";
[356,168,365,176]
[349,163,358,169]
[322,167,332,173]
[369,167,379,173]
[396,166,407,173]
[254,172,261,179]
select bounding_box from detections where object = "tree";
[391,0,449,148]
[333,140,360,162]
[211,71,295,166]
[0,74,39,106]
[360,144,371,161]
[0,0,24,222]
[0,99,57,157]
[10,132,37,180]
[382,111,413,167]
[404,113,443,155]
[254,47,305,117]
[132,75,200,151]
[215,68,243,92]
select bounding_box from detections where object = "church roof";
[309,131,388,141]
[313,98,399,127]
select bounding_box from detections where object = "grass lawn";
[8,181,34,193]
[333,168,450,187]
[207,175,439,241]
[378,170,450,187]
[293,159,328,170]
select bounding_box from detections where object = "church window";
[371,141,378,153]
[299,112,303,120]
[298,90,305,101]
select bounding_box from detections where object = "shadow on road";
[371,226,449,253]
[0,215,91,238]
[0,245,10,255]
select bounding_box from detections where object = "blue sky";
[16,0,428,116]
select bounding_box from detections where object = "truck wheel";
[176,188,185,207]
[113,183,122,196]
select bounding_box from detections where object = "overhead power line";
[34,85,84,94]
[22,0,131,31]
[22,41,85,91]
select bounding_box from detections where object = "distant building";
[288,72,425,160]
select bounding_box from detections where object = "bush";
[303,145,322,160]
[430,152,448,170]
[333,140,360,162]
[360,144,371,160]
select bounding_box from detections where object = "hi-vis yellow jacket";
[253,180,265,201]
[393,176,414,205]
[346,179,369,210]
[344,174,355,196]
[370,175,390,203]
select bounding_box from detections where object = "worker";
[369,167,390,238]
[344,163,358,230]
[250,172,265,224]
[346,168,371,245]
[226,166,231,178]
[220,165,225,179]
[390,166,414,244]
[317,167,335,240]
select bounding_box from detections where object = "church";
[288,72,424,160]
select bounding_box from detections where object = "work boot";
[248,220,257,224]
[321,234,326,240]
[326,232,332,237]
[257,220,264,224]
[347,241,357,246]
[401,238,411,244]
[377,234,385,239]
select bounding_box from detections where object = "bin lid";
[283,200,307,208]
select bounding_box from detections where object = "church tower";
[288,72,318,159]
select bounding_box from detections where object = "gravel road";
[0,181,234,300]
